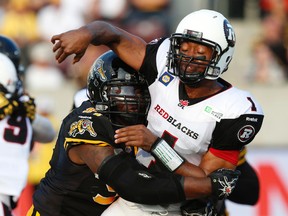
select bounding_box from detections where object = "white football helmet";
[167,9,236,85]
[0,53,20,97]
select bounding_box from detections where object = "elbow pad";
[98,152,185,205]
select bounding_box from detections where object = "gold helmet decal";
[68,119,97,137]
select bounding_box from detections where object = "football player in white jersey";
[51,9,264,216]
[0,36,56,216]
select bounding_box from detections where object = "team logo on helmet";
[68,119,97,137]
[223,19,236,47]
[237,125,255,143]
[95,59,107,81]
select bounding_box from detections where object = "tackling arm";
[98,152,240,204]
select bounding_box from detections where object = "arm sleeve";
[98,152,186,205]
[211,114,264,151]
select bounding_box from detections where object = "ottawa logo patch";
[237,125,255,143]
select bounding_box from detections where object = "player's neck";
[183,80,223,99]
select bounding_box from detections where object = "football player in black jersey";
[27,51,240,216]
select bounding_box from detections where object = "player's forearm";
[183,176,211,199]
[83,21,146,70]
[83,21,122,47]
[175,161,207,177]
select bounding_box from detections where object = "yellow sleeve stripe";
[237,147,247,166]
[64,138,110,150]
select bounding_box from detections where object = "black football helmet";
[0,35,22,73]
[87,50,151,128]
[0,35,24,96]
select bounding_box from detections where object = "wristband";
[151,138,184,172]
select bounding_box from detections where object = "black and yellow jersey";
[33,101,117,216]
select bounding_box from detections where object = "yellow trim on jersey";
[64,138,110,150]
[237,147,247,166]
[133,146,139,156]
[93,193,118,205]
[26,205,40,216]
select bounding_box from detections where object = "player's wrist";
[151,138,184,172]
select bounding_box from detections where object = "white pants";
[101,197,182,216]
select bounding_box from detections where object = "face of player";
[178,41,214,75]
[112,86,146,112]
[109,85,149,126]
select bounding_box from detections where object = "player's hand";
[209,168,241,200]
[18,95,36,122]
[0,92,19,120]
[51,27,91,64]
[114,124,158,151]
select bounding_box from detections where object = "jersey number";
[247,97,257,111]
[4,116,28,144]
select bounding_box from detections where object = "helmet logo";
[223,20,236,47]
[95,59,107,81]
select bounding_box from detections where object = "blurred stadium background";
[1,0,287,215]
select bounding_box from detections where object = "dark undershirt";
[179,81,228,105]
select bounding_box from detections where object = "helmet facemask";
[97,78,150,128]
[167,32,222,86]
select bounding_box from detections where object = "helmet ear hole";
[226,56,231,64]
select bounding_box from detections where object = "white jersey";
[0,115,33,198]
[73,88,88,109]
[102,38,264,216]
[137,38,264,167]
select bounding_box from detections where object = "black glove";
[17,94,36,122]
[209,168,241,200]
[0,92,19,120]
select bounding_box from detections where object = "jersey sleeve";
[139,38,167,85]
[210,113,264,151]
[63,111,115,151]
[209,89,264,165]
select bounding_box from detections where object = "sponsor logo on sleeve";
[159,72,174,86]
[204,106,223,122]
